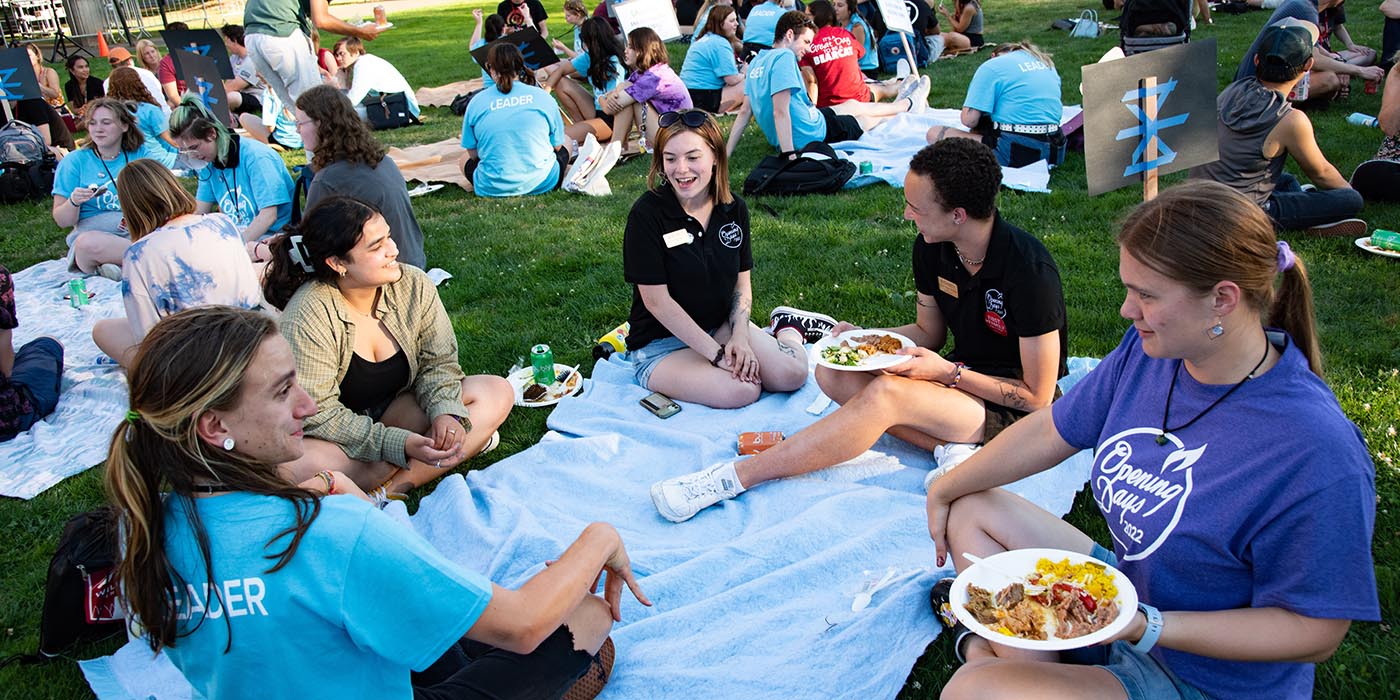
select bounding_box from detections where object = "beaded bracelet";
[315,470,334,494]
[949,362,965,389]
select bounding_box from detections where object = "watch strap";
[1133,602,1163,654]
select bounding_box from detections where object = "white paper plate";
[507,364,583,407]
[1354,236,1400,259]
[950,548,1139,651]
[408,183,445,198]
[813,329,915,372]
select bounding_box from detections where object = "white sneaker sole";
[650,481,693,523]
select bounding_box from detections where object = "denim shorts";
[1059,545,1210,700]
[65,211,126,271]
[631,329,719,389]
[990,130,1066,169]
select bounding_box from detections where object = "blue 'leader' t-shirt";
[964,49,1063,126]
[461,82,565,197]
[743,2,784,47]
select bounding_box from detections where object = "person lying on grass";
[107,306,648,700]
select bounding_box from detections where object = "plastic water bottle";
[1347,112,1379,128]
[592,322,629,360]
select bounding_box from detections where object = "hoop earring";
[222,437,235,450]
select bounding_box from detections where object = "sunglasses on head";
[658,110,711,129]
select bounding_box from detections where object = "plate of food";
[1354,236,1400,259]
[507,364,583,407]
[813,329,916,371]
[950,548,1138,651]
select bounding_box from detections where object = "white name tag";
[663,229,695,248]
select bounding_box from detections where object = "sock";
[713,461,746,494]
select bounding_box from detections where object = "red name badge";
[984,311,1007,336]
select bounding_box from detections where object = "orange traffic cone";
[97,32,109,57]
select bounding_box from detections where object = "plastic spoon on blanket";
[851,567,899,612]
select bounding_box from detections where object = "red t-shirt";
[797,26,869,107]
[157,54,186,96]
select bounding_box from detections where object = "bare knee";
[709,379,763,409]
[564,595,613,655]
[464,375,514,420]
[941,662,1004,700]
[764,356,808,393]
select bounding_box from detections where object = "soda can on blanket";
[68,278,89,308]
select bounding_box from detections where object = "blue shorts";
[630,329,719,389]
[1060,545,1210,700]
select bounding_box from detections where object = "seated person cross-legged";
[0,264,63,443]
[927,41,1066,169]
[1192,20,1366,236]
[50,98,164,278]
[91,160,263,369]
[727,11,928,157]
[459,43,569,198]
[651,139,1068,522]
[624,110,820,410]
[925,181,1379,700]
[679,6,747,114]
[263,196,514,500]
[106,306,650,700]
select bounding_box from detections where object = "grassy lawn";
[2,1,1398,697]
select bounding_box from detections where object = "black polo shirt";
[912,212,1068,381]
[624,187,753,351]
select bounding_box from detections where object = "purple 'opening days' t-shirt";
[1052,327,1379,700]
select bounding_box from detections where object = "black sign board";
[0,48,43,102]
[161,29,235,81]
[173,50,232,126]
[470,27,560,73]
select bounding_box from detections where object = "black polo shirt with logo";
[624,187,753,351]
[912,212,1068,381]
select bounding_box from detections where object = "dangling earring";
[1206,319,1224,339]
[339,268,347,278]
[222,437,235,450]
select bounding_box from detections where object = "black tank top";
[339,350,410,414]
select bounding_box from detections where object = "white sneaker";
[895,74,923,104]
[908,75,931,114]
[895,58,912,80]
[923,442,981,491]
[96,263,122,281]
[650,462,745,523]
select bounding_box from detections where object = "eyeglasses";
[658,110,711,129]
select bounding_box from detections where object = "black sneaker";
[930,577,974,663]
[768,306,836,343]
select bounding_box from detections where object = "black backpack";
[450,89,482,117]
[1,508,125,666]
[361,92,422,130]
[743,142,857,197]
[0,120,58,204]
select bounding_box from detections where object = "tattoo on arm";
[997,381,1033,411]
[730,290,751,324]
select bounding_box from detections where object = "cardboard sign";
[613,0,682,42]
[874,0,916,36]
[161,29,234,80]
[173,50,232,127]
[470,27,561,73]
[0,48,42,102]
[1082,39,1219,196]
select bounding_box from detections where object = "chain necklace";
[1156,340,1270,446]
[954,245,985,267]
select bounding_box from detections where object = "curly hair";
[908,139,1001,220]
[295,84,386,170]
[106,66,161,107]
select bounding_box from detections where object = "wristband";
[451,413,473,433]
[315,470,334,494]
[949,362,965,389]
[712,346,726,367]
[1133,602,1163,654]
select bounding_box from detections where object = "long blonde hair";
[106,307,322,651]
[135,39,161,72]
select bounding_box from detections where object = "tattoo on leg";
[775,341,798,358]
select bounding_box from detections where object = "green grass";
[3,2,1399,697]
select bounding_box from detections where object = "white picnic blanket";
[81,354,1102,699]
[832,106,1084,193]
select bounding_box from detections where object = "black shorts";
[819,107,864,144]
[411,625,593,700]
[982,385,1061,441]
[690,87,723,113]
[598,111,615,130]
[234,92,263,116]
[741,42,770,63]
[966,33,985,48]
[462,145,571,191]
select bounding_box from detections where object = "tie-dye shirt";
[120,213,262,337]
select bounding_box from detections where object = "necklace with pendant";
[1156,340,1270,446]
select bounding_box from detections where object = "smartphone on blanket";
[640,391,681,419]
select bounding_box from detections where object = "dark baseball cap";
[1259,18,1319,70]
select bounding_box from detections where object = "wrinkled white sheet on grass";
[82,354,1100,699]
[833,106,1084,193]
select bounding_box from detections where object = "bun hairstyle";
[1117,180,1323,376]
[261,196,382,310]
